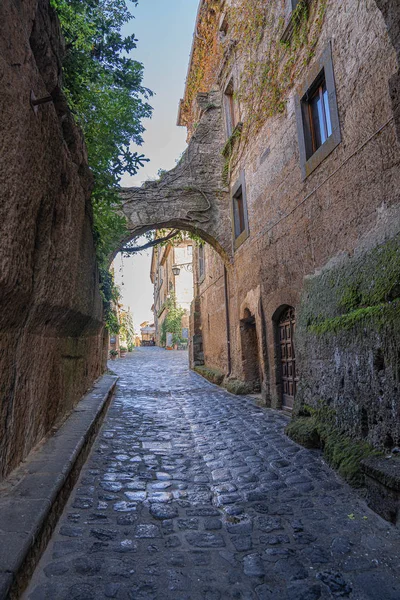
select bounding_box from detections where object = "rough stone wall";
[188,0,400,448]
[0,0,104,480]
[119,90,232,262]
[195,244,227,373]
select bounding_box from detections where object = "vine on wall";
[179,0,223,134]
[224,0,328,174]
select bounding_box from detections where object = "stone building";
[176,0,400,450]
[150,240,194,346]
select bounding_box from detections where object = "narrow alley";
[25,349,400,600]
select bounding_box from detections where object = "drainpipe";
[224,265,232,376]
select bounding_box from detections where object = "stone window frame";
[231,171,250,251]
[295,42,341,180]
[224,78,238,138]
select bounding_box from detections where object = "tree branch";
[120,230,180,253]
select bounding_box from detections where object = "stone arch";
[117,89,233,263]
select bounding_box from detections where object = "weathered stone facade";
[131,0,400,451]
[0,0,105,480]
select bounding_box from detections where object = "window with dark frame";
[224,80,236,138]
[301,70,333,160]
[233,184,246,239]
[295,42,341,179]
[198,244,205,280]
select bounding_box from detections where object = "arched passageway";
[117,90,232,264]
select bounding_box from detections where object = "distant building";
[140,321,156,346]
[150,239,194,347]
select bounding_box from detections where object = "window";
[224,80,236,137]
[233,186,246,238]
[198,244,205,281]
[295,42,341,179]
[302,71,332,159]
[231,173,249,250]
[187,245,193,256]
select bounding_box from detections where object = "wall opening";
[240,308,261,392]
[274,305,298,411]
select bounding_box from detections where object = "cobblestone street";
[25,348,400,600]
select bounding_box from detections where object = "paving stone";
[150,504,179,520]
[243,554,265,577]
[186,532,226,548]
[24,350,400,599]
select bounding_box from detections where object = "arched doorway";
[240,308,261,392]
[276,306,298,410]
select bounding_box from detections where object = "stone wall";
[0,0,105,480]
[188,0,400,448]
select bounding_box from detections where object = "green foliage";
[224,379,254,395]
[99,269,121,333]
[160,292,185,346]
[194,365,225,385]
[119,308,135,351]
[286,405,383,487]
[50,0,153,266]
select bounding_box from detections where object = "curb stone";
[0,374,118,600]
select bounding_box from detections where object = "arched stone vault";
[119,89,233,263]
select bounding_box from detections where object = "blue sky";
[115,0,199,329]
[121,0,199,187]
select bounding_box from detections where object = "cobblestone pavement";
[25,348,400,600]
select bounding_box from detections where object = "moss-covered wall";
[295,233,400,449]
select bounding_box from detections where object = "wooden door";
[278,307,297,410]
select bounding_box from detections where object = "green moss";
[285,417,320,449]
[194,365,225,385]
[223,379,254,395]
[300,235,400,332]
[286,406,383,487]
[309,301,399,335]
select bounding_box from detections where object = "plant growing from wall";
[222,0,328,176]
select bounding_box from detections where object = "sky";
[113,0,199,331]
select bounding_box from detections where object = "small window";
[187,245,193,256]
[224,80,236,138]
[231,173,249,250]
[233,186,246,238]
[198,244,205,280]
[295,42,341,179]
[301,71,332,160]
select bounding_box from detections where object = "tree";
[160,293,185,347]
[50,0,153,266]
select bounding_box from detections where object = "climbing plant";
[179,0,223,133]
[50,0,153,268]
[160,292,185,347]
[223,0,328,174]
[119,308,136,351]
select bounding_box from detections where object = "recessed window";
[187,245,193,256]
[231,173,249,250]
[302,71,333,159]
[295,42,341,179]
[224,80,237,138]
[198,244,205,281]
[233,186,246,238]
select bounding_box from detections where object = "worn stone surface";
[0,0,104,481]
[24,349,400,599]
[182,0,400,449]
[119,89,232,262]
